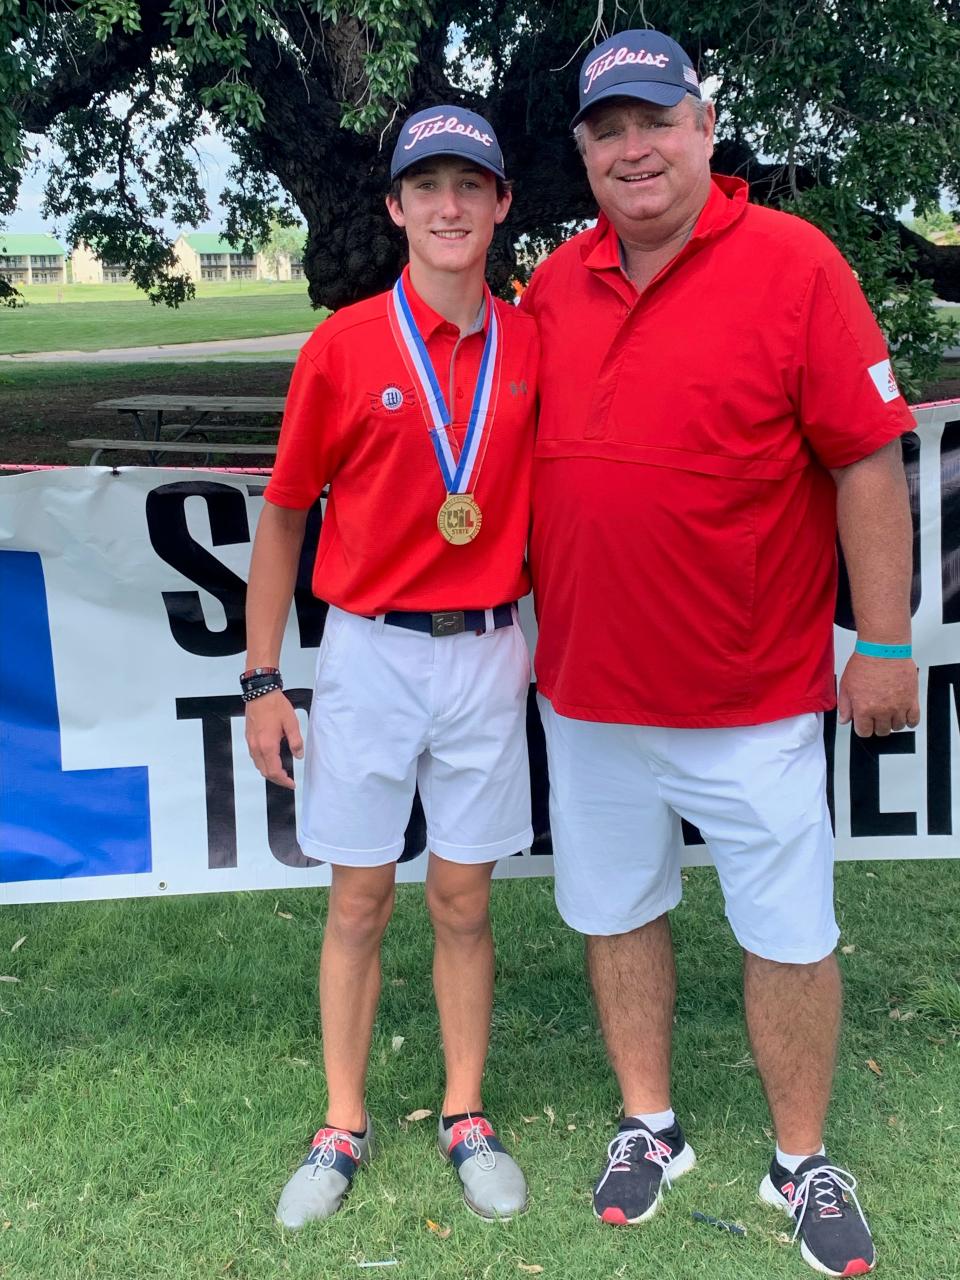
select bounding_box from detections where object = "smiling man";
[244,105,537,1227]
[521,28,919,1278]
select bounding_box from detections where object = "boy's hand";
[245,691,305,789]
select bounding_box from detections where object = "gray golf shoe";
[438,1114,528,1220]
[275,1117,374,1228]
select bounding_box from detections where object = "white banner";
[1,402,958,904]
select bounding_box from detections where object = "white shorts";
[299,607,533,867]
[538,697,839,964]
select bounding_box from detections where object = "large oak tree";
[4,0,960,387]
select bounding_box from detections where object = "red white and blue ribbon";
[390,275,500,495]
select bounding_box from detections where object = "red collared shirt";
[522,175,915,727]
[266,268,538,613]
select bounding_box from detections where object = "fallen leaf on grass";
[0,976,19,983]
[391,978,406,987]
[1,1222,10,1231]
[521,1115,537,1124]
[518,1266,543,1274]
[405,1108,432,1122]
[566,1124,576,1131]
[276,911,293,920]
[840,945,856,955]
[543,1105,556,1124]
[866,1059,883,1076]
[11,937,26,953]
[425,1219,451,1239]
[283,1057,311,1069]
[391,1036,405,1052]
[888,1116,899,1126]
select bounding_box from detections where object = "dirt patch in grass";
[0,362,295,465]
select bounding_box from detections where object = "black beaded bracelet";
[242,681,283,703]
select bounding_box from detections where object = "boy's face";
[386,158,511,277]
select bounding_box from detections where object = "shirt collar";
[399,264,488,338]
[581,173,749,273]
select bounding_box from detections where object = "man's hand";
[837,652,920,737]
[245,690,305,789]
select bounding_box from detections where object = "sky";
[7,130,241,241]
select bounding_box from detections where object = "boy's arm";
[244,501,310,790]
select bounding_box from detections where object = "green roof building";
[174,232,266,282]
[0,233,68,285]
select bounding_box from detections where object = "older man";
[522,28,919,1278]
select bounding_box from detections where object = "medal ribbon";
[391,275,499,494]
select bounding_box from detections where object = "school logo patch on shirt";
[867,358,901,404]
[369,383,415,413]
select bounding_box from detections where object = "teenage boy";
[243,105,538,1228]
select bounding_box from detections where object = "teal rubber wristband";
[855,639,912,659]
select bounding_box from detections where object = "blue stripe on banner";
[0,550,152,884]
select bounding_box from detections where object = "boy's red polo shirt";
[522,176,915,727]
[266,268,538,614]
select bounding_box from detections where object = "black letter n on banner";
[146,481,249,656]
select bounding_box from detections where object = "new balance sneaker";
[438,1114,528,1220]
[275,1117,374,1228]
[760,1154,876,1276]
[593,1118,696,1225]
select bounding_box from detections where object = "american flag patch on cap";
[683,65,699,86]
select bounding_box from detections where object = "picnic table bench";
[69,393,288,465]
[69,438,278,465]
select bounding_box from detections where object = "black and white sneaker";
[593,1118,696,1225]
[760,1155,876,1276]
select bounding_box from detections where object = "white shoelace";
[460,1119,497,1172]
[787,1164,868,1241]
[595,1127,672,1195]
[308,1131,362,1178]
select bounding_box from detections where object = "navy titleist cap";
[572,29,701,128]
[391,105,506,181]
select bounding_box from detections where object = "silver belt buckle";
[431,611,465,637]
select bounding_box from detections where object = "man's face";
[386,159,511,276]
[580,96,715,238]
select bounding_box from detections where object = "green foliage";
[257,216,307,277]
[910,208,960,245]
[3,0,960,379]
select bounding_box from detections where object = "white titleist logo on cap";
[404,114,494,151]
[867,358,900,404]
[583,46,671,92]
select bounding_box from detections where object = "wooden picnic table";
[94,394,286,441]
[76,394,288,465]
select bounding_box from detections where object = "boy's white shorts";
[299,607,533,867]
[538,697,839,964]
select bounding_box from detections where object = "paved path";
[0,332,312,364]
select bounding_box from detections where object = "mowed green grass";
[0,284,323,355]
[1,861,958,1280]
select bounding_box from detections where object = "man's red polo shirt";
[522,175,915,727]
[266,268,538,614]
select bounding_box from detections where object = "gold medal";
[438,493,482,545]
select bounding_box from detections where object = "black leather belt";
[368,603,515,638]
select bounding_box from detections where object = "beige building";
[173,233,267,283]
[71,243,133,284]
[0,234,68,286]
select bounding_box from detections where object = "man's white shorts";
[538,697,839,964]
[299,607,533,867]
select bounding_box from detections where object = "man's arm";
[832,439,920,737]
[244,501,310,789]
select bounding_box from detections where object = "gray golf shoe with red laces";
[437,1115,528,1220]
[275,1118,374,1228]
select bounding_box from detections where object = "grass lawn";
[18,282,310,306]
[0,287,324,355]
[1,862,958,1280]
